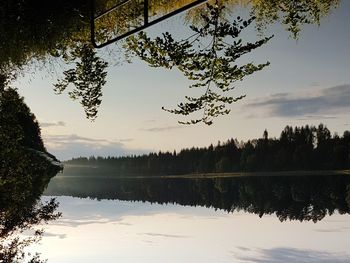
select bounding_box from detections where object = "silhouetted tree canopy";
[46,174,350,223]
[1,75,61,262]
[54,44,108,120]
[0,74,45,152]
[0,0,342,122]
[127,2,273,125]
[250,0,340,38]
[65,124,350,174]
[187,0,340,39]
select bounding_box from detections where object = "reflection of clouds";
[41,196,225,229]
[117,222,133,226]
[246,84,350,118]
[44,134,129,147]
[236,246,251,252]
[296,115,337,121]
[42,134,146,160]
[42,196,187,227]
[53,218,117,228]
[40,121,66,127]
[140,232,190,239]
[314,226,350,233]
[140,125,186,132]
[43,232,67,239]
[237,247,350,263]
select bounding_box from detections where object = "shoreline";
[53,169,350,179]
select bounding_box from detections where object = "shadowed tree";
[54,44,108,120]
[126,2,273,125]
[1,75,62,262]
[250,0,340,38]
[186,0,340,39]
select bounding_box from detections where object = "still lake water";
[35,174,350,263]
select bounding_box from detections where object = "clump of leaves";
[126,1,272,125]
[54,44,108,120]
[251,0,340,39]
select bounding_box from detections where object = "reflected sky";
[33,196,350,263]
[12,0,350,160]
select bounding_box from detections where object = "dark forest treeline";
[45,175,350,222]
[66,124,350,175]
[1,77,61,262]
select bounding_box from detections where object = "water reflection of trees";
[1,77,61,262]
[126,3,272,125]
[46,175,350,223]
[187,0,340,38]
[0,0,341,121]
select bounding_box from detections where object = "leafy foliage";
[54,45,108,120]
[1,76,61,262]
[186,0,340,39]
[0,74,45,152]
[0,0,340,122]
[126,2,272,125]
[250,0,340,38]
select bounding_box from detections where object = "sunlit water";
[31,196,350,263]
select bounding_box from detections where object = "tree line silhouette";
[45,174,350,222]
[66,124,350,175]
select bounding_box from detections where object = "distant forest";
[45,175,350,222]
[66,124,350,175]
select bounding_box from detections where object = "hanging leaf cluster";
[250,0,340,39]
[54,44,108,120]
[126,1,273,125]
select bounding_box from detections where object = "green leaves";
[251,0,340,39]
[126,1,272,125]
[54,44,108,120]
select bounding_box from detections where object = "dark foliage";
[1,75,61,262]
[0,74,45,152]
[127,2,272,125]
[46,174,350,223]
[66,124,350,175]
[54,44,108,120]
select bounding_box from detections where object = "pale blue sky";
[14,1,350,160]
[32,196,350,263]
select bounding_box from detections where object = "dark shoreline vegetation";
[1,78,61,262]
[45,174,350,223]
[65,124,350,176]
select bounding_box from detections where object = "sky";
[30,196,350,263]
[14,1,350,160]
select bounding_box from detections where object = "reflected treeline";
[45,174,350,222]
[186,0,340,38]
[0,0,341,121]
[1,77,61,262]
[66,124,350,174]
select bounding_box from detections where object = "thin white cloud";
[237,247,350,263]
[140,125,186,132]
[43,134,145,161]
[246,84,350,118]
[40,121,66,128]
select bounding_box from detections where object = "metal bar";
[144,0,149,25]
[91,0,97,48]
[91,0,208,49]
[94,0,133,20]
